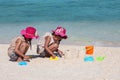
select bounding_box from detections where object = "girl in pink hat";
[37,26,67,58]
[8,26,39,62]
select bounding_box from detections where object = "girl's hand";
[52,54,56,59]
[58,50,64,56]
[24,55,30,60]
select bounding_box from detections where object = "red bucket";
[85,46,94,55]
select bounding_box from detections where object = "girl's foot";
[17,57,23,62]
[23,59,30,62]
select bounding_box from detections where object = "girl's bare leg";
[18,42,29,61]
[17,57,23,62]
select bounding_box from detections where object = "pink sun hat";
[20,26,39,39]
[52,26,68,39]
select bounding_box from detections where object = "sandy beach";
[0,44,120,80]
[0,0,120,80]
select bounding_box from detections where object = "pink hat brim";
[52,30,67,39]
[20,29,39,39]
[20,29,26,35]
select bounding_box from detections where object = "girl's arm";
[14,39,28,58]
[55,40,64,56]
[44,36,56,58]
[57,49,64,56]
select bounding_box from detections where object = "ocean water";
[0,0,120,46]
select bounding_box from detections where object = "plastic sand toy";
[85,46,94,55]
[96,56,105,61]
[18,61,27,66]
[84,56,94,62]
[49,56,59,61]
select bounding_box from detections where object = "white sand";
[0,44,120,80]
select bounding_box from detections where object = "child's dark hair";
[52,32,65,39]
[52,33,61,44]
[52,32,67,39]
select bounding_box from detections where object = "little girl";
[8,26,39,62]
[37,26,67,58]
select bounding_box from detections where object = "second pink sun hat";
[52,26,68,39]
[20,26,39,39]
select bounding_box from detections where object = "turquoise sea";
[0,0,120,46]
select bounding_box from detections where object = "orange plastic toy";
[85,46,94,55]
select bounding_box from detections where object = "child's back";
[8,36,25,54]
[37,32,54,54]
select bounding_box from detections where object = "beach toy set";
[84,46,94,62]
[84,46,105,62]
